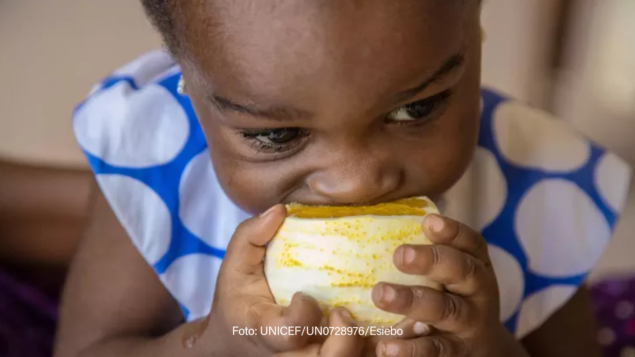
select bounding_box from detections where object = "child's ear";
[178,75,187,96]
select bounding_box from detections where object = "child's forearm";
[70,321,215,357]
[502,329,532,357]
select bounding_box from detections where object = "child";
[55,0,632,356]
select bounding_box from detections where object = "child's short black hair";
[141,0,182,55]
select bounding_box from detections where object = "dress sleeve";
[445,88,632,338]
[71,50,247,322]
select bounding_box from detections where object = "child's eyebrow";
[394,52,465,102]
[210,94,314,122]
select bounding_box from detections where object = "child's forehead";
[181,0,470,55]
[181,0,473,100]
[199,0,467,16]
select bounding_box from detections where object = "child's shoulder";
[447,86,632,336]
[475,86,631,223]
[73,50,190,170]
[72,52,248,322]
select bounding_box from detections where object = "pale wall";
[554,0,635,280]
[0,0,161,168]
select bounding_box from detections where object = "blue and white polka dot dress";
[73,50,632,339]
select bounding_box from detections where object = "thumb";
[318,308,365,357]
[273,308,365,357]
[221,204,286,278]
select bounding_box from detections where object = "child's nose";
[306,159,401,205]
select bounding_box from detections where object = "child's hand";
[202,205,326,356]
[371,215,530,357]
[275,308,365,357]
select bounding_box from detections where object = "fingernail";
[260,205,277,217]
[339,308,352,320]
[413,322,430,336]
[401,246,416,265]
[426,214,444,233]
[381,285,396,303]
[383,343,399,357]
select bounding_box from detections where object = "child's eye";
[387,90,452,123]
[239,128,308,154]
[243,128,301,145]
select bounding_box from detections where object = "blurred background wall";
[0,0,161,168]
[0,0,633,276]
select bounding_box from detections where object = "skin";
[54,0,603,356]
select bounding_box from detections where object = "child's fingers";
[253,292,324,352]
[318,308,364,357]
[372,283,475,333]
[216,204,323,353]
[221,204,286,277]
[393,318,432,339]
[422,214,491,265]
[274,308,364,357]
[393,244,489,296]
[377,334,464,357]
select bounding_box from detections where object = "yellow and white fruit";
[264,197,441,327]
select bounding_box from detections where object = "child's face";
[178,0,482,214]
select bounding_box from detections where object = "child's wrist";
[497,326,531,357]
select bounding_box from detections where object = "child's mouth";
[285,197,431,218]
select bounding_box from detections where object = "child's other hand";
[203,205,324,356]
[371,215,530,357]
